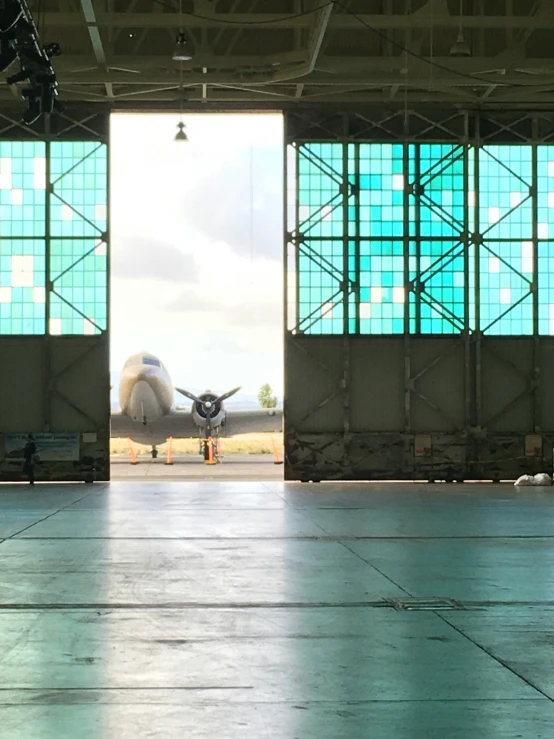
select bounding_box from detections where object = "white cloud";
[110,113,284,395]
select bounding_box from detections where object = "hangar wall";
[284,109,554,481]
[0,108,110,482]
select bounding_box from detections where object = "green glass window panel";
[538,242,554,334]
[297,143,344,239]
[409,144,465,239]
[0,142,46,239]
[479,241,533,335]
[48,239,107,335]
[290,139,554,337]
[479,146,532,241]
[537,147,554,237]
[0,239,45,334]
[358,143,403,238]
[50,142,107,239]
[409,240,465,334]
[358,240,404,334]
[297,239,343,334]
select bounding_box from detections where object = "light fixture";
[172,0,192,62]
[450,0,471,57]
[450,32,471,57]
[172,31,192,62]
[174,121,188,141]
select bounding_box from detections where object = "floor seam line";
[437,612,554,703]
[337,539,414,597]
[0,488,101,542]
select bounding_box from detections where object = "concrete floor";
[111,454,283,481]
[0,480,553,737]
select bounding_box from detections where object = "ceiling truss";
[16,0,554,107]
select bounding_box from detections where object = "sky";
[110,112,284,398]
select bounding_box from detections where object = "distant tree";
[258,383,277,409]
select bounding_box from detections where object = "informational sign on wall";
[3,433,80,462]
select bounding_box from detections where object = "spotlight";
[174,121,188,141]
[44,42,61,58]
[172,32,192,62]
[450,32,471,57]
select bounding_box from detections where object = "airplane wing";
[223,408,283,436]
[110,410,199,439]
[110,411,138,439]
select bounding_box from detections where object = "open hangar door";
[0,107,110,482]
[284,108,554,482]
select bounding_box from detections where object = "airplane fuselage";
[118,353,175,445]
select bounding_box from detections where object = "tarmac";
[110,454,284,481]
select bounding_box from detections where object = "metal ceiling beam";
[80,0,113,98]
[53,71,554,87]
[41,12,554,30]
[55,55,554,74]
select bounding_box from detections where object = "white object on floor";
[514,474,535,486]
[533,472,553,486]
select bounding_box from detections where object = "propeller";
[175,386,241,438]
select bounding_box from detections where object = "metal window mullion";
[295,144,300,331]
[342,138,349,335]
[415,145,421,333]
[283,135,289,336]
[44,135,51,431]
[463,128,471,433]
[403,139,411,433]
[105,131,110,341]
[532,134,540,432]
[474,126,482,428]
[354,142,360,334]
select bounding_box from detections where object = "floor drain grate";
[383,597,465,611]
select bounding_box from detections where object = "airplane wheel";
[152,448,158,459]
[203,442,210,461]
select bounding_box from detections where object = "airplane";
[110,351,283,459]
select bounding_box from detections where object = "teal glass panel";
[479,146,532,241]
[0,239,45,334]
[298,239,344,334]
[358,241,404,334]
[297,143,343,239]
[537,146,554,239]
[0,142,46,239]
[479,241,533,335]
[48,142,108,335]
[409,240,465,334]
[49,239,107,335]
[291,139,554,337]
[538,242,554,334]
[0,142,46,335]
[296,143,345,333]
[358,143,403,238]
[50,142,107,238]
[409,144,465,239]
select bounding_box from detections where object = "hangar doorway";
[108,112,284,476]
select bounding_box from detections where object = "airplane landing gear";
[201,437,219,464]
[151,446,158,459]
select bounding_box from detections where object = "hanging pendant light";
[450,0,471,57]
[175,121,188,141]
[173,32,192,62]
[172,0,192,61]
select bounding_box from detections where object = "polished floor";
[0,480,553,737]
